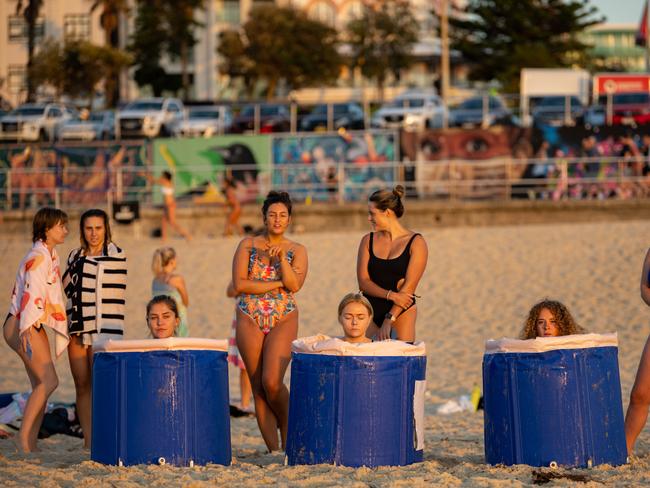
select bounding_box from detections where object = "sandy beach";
[1,218,650,486]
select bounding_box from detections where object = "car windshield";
[597,93,650,105]
[240,105,285,117]
[10,106,46,116]
[125,101,164,111]
[386,98,426,108]
[90,112,107,122]
[312,104,351,114]
[537,96,582,108]
[189,109,220,119]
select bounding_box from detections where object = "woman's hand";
[389,290,414,310]
[376,320,393,341]
[266,243,286,261]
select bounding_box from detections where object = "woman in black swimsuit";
[356,185,428,341]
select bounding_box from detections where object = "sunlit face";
[265,203,290,235]
[367,202,389,231]
[536,308,560,338]
[45,220,68,246]
[83,216,106,251]
[339,302,372,343]
[147,302,179,339]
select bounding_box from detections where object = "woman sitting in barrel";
[356,185,428,342]
[519,299,585,339]
[337,293,373,344]
[146,295,180,339]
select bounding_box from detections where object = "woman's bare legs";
[626,334,650,454]
[3,316,59,453]
[261,310,298,449]
[236,311,279,451]
[236,309,298,451]
[68,335,93,448]
[239,369,252,410]
[165,203,192,241]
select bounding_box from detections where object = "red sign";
[594,74,650,96]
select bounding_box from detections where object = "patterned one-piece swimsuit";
[237,247,296,334]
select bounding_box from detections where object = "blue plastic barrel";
[483,333,627,468]
[91,338,231,467]
[286,336,427,467]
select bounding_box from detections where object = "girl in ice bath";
[519,299,584,339]
[146,295,181,339]
[337,293,373,344]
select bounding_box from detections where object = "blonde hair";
[152,247,176,276]
[519,299,585,339]
[337,292,374,318]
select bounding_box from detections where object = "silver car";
[371,91,448,131]
[58,111,115,141]
[175,105,233,137]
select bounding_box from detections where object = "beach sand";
[1,219,650,486]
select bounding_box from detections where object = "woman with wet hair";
[62,208,127,448]
[356,185,428,342]
[4,207,70,452]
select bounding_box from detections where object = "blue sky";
[589,0,645,24]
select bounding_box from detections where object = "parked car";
[58,110,115,141]
[229,104,291,133]
[300,103,365,132]
[175,105,233,137]
[449,95,514,128]
[116,98,184,138]
[0,103,74,142]
[597,92,650,126]
[371,91,447,131]
[531,95,585,127]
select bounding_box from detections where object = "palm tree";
[16,0,44,102]
[90,0,130,107]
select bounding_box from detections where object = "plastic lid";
[484,332,618,354]
[94,337,228,353]
[292,334,426,356]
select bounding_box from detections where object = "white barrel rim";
[93,337,228,353]
[484,332,618,354]
[292,334,426,356]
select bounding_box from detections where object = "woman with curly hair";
[519,299,585,339]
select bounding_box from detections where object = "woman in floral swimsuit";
[231,191,308,452]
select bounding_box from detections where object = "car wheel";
[39,128,49,142]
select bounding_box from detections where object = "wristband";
[384,312,397,323]
[386,290,391,300]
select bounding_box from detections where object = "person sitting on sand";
[519,299,585,339]
[337,293,373,344]
[146,296,180,339]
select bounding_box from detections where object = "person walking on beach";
[231,191,308,451]
[151,247,190,337]
[148,170,192,242]
[3,207,70,452]
[223,177,244,236]
[62,208,127,448]
[625,248,650,454]
[356,185,428,342]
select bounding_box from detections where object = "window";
[8,15,45,42]
[220,0,240,25]
[64,14,90,41]
[7,65,27,94]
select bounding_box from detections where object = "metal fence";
[1,156,648,212]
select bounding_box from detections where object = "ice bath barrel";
[483,333,627,468]
[91,338,231,467]
[286,335,427,467]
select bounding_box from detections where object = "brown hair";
[369,185,405,218]
[262,190,292,218]
[32,207,68,243]
[519,299,585,339]
[337,292,374,318]
[79,208,112,253]
[146,295,179,318]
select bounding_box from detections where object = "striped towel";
[63,242,127,339]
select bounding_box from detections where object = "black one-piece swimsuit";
[366,232,420,327]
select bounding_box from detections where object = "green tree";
[218,4,342,99]
[90,0,130,107]
[346,1,419,100]
[449,0,603,93]
[31,40,131,107]
[15,0,44,102]
[129,0,203,98]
